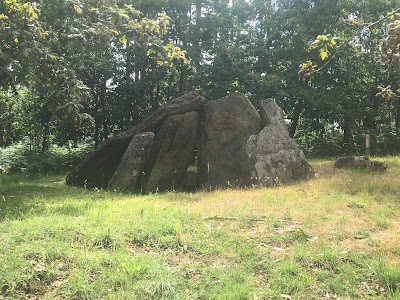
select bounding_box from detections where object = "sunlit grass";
[1,157,400,298]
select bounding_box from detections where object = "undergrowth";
[0,143,92,175]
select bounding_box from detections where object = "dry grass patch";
[1,157,400,299]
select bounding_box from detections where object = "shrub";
[0,143,93,175]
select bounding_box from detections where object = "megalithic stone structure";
[66,93,206,189]
[66,93,315,193]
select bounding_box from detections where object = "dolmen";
[66,92,315,193]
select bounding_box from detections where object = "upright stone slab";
[198,93,262,187]
[66,93,206,188]
[246,99,314,186]
[144,112,199,193]
[107,132,155,192]
[259,98,285,127]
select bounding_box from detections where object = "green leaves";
[119,35,127,45]
[376,85,397,101]
[0,14,9,21]
[298,60,318,81]
[319,50,328,61]
[383,14,400,65]
[0,0,48,88]
[73,5,83,14]
[148,44,189,68]
[308,34,337,61]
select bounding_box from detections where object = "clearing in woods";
[0,158,400,299]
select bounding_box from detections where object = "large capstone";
[197,93,262,187]
[66,93,206,188]
[246,99,314,186]
[144,111,199,193]
[107,132,155,192]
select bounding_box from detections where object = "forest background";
[1,0,400,174]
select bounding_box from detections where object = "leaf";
[119,35,127,45]
[119,13,129,19]
[320,50,329,60]
[317,34,329,42]
[73,5,83,14]
[308,39,320,51]
[14,37,18,43]
[163,44,173,51]
[0,14,9,21]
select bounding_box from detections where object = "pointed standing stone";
[246,99,314,186]
[259,98,286,127]
[107,132,155,192]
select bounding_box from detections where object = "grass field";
[1,158,400,299]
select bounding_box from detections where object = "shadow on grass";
[2,156,400,221]
[0,174,104,221]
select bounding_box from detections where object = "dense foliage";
[1,0,400,172]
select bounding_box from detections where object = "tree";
[1,0,182,151]
[2,0,400,157]
[0,0,47,88]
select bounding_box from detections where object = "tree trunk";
[94,101,99,149]
[41,122,50,154]
[196,1,202,25]
[0,103,4,147]
[178,65,186,95]
[90,81,100,149]
[289,103,302,138]
[167,70,176,101]
[342,126,351,145]
[99,78,108,141]
[395,103,400,129]
[341,122,353,153]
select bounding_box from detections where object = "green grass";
[1,157,400,299]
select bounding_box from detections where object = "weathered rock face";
[144,112,198,193]
[197,93,262,187]
[260,98,286,127]
[181,170,198,191]
[334,156,368,169]
[107,132,155,192]
[335,156,387,171]
[247,125,298,155]
[67,92,315,192]
[246,99,314,186]
[66,93,206,188]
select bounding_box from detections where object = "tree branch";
[314,7,400,74]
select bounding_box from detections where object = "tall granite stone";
[66,93,206,188]
[197,93,262,187]
[107,132,155,192]
[246,99,314,186]
[259,98,285,127]
[144,112,199,193]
